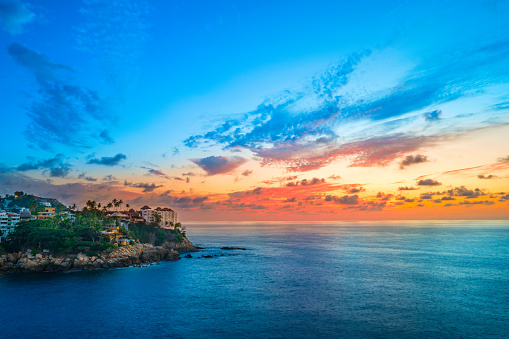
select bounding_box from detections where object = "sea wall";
[0,243,180,274]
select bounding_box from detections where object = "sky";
[0,0,509,221]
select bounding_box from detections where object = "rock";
[220,247,247,250]
[0,243,182,274]
[184,254,192,258]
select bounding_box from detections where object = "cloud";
[286,177,326,187]
[417,179,442,186]
[75,0,151,97]
[477,174,498,179]
[124,181,162,193]
[78,173,97,182]
[7,43,72,85]
[191,155,247,175]
[423,110,442,122]
[143,167,170,180]
[496,155,509,163]
[399,154,429,169]
[446,186,485,199]
[16,154,71,178]
[7,43,113,150]
[87,153,126,166]
[184,40,509,172]
[325,194,359,205]
[241,169,253,176]
[398,186,418,191]
[0,0,34,34]
[99,130,114,144]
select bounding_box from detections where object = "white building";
[39,201,51,207]
[0,212,20,241]
[140,206,177,229]
[59,211,76,221]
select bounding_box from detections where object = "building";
[140,206,177,229]
[126,209,144,223]
[59,211,76,221]
[0,212,20,241]
[38,206,55,220]
[19,208,33,221]
[39,201,51,207]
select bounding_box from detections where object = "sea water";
[1,221,508,338]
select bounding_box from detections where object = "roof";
[155,207,162,211]
[140,206,151,210]
[107,212,129,218]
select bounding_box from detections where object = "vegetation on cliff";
[0,215,188,257]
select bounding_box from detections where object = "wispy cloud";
[0,0,34,34]
[87,153,126,166]
[75,0,151,96]
[124,180,162,193]
[17,154,71,178]
[184,40,509,172]
[7,43,113,150]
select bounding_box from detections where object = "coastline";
[0,238,198,274]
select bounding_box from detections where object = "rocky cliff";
[163,237,197,252]
[0,243,181,274]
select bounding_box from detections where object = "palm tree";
[112,199,118,211]
[118,199,123,211]
[106,202,113,211]
[126,203,130,210]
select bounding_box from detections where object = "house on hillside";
[0,212,20,241]
[140,206,177,229]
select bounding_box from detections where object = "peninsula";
[0,192,197,274]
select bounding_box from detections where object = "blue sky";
[1,0,509,220]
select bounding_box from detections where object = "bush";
[31,249,38,255]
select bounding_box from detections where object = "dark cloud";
[286,177,325,187]
[446,186,485,199]
[191,155,247,175]
[16,154,71,178]
[477,174,498,179]
[417,179,442,186]
[7,43,112,150]
[496,155,509,163]
[124,181,162,193]
[420,194,433,200]
[378,193,394,201]
[325,194,359,205]
[143,168,170,180]
[0,0,34,34]
[182,172,195,176]
[398,186,418,191]
[399,154,429,169]
[423,110,442,122]
[459,200,495,205]
[241,169,253,176]
[87,153,126,166]
[78,173,97,182]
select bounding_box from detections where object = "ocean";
[1,221,508,338]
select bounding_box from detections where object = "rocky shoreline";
[0,239,198,274]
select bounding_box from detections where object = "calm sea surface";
[1,221,509,338]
